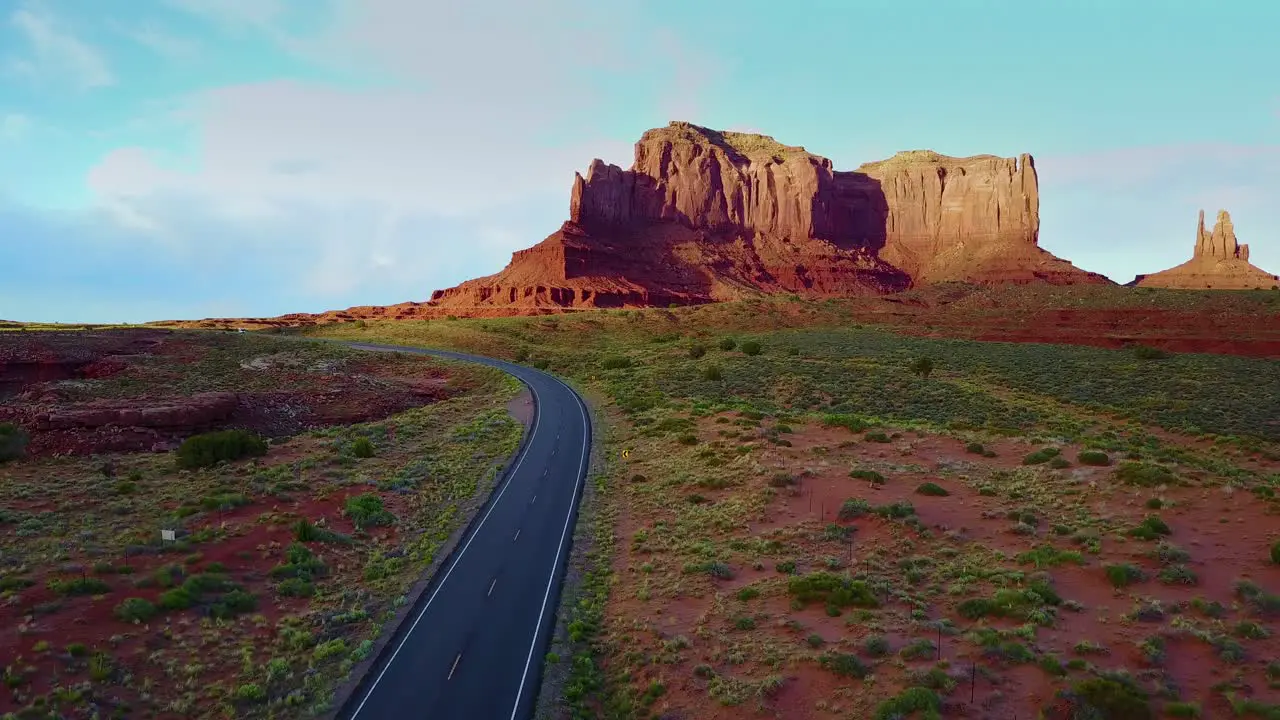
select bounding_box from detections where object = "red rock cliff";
[430,122,1107,311]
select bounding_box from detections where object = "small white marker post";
[161,529,176,543]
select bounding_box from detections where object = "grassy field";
[0,333,525,718]
[304,296,1280,719]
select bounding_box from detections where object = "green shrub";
[908,356,935,379]
[703,562,734,580]
[1157,565,1198,585]
[861,635,890,657]
[1104,564,1145,588]
[688,344,707,359]
[899,638,936,661]
[1063,677,1152,719]
[1023,447,1061,465]
[1131,345,1169,360]
[176,429,267,469]
[200,493,251,511]
[350,437,374,458]
[1271,539,1280,565]
[47,576,110,596]
[1128,515,1171,540]
[768,472,795,487]
[849,469,886,484]
[211,589,258,619]
[822,414,870,433]
[0,423,29,463]
[873,687,941,720]
[600,356,633,370]
[819,652,869,678]
[1049,456,1072,469]
[872,501,915,519]
[915,482,949,497]
[295,518,320,542]
[114,597,157,623]
[718,338,736,351]
[1164,701,1201,718]
[788,572,878,613]
[701,364,723,381]
[865,431,891,443]
[1114,462,1176,487]
[277,578,315,597]
[1015,544,1083,568]
[158,587,196,610]
[233,683,267,702]
[838,498,871,519]
[1078,450,1111,466]
[345,493,394,529]
[740,341,762,356]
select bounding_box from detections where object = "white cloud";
[82,0,708,307]
[161,0,288,30]
[113,21,201,60]
[0,113,32,141]
[9,4,113,89]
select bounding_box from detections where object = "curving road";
[336,343,591,720]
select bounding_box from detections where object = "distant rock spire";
[1192,209,1244,260]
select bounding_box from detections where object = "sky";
[2,0,1278,323]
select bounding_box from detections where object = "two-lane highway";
[337,343,591,720]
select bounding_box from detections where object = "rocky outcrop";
[33,392,239,430]
[428,122,1105,311]
[1132,210,1278,290]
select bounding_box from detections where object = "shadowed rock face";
[428,122,1108,310]
[1133,209,1278,290]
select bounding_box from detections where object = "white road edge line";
[448,654,462,680]
[513,529,520,541]
[508,377,590,720]
[488,578,498,597]
[347,372,542,719]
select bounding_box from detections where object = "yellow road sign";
[622,448,631,459]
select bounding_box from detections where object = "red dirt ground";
[603,414,1280,719]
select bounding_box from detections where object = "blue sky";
[2,0,1278,322]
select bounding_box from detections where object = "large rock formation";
[429,122,1107,310]
[1132,210,1278,290]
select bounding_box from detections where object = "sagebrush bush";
[740,340,762,356]
[600,356,633,370]
[0,423,29,463]
[908,356,935,379]
[345,493,394,528]
[114,597,157,622]
[176,429,267,469]
[1078,449,1111,466]
[1023,447,1061,465]
[350,437,375,458]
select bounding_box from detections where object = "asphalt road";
[336,343,592,720]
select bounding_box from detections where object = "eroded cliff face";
[429,122,1107,311]
[1133,210,1278,290]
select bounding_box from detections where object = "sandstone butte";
[426,122,1110,312]
[1131,209,1279,290]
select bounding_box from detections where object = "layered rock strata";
[429,122,1106,310]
